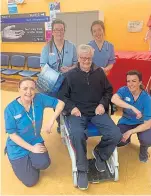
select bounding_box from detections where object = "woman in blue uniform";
[88,20,115,74]
[40,19,77,73]
[40,19,77,132]
[4,77,64,187]
[111,70,151,162]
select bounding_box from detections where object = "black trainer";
[92,147,106,172]
[77,171,88,190]
[139,145,149,163]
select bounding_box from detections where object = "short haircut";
[18,77,36,88]
[77,44,94,57]
[91,20,105,34]
[126,70,142,81]
[126,70,144,90]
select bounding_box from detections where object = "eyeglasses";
[53,29,65,33]
[79,57,92,62]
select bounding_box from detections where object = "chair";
[0,54,9,72]
[2,55,25,75]
[60,114,119,187]
[19,56,40,77]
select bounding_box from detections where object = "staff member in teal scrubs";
[4,77,64,187]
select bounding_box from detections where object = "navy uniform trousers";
[66,113,122,172]
[9,151,50,187]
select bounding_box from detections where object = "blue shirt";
[40,40,77,71]
[88,40,115,67]
[117,86,151,125]
[4,93,58,160]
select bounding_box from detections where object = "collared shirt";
[117,86,151,125]
[4,93,58,160]
[40,40,77,70]
[88,40,115,67]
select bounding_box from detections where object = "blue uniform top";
[40,40,77,71]
[88,40,115,67]
[117,86,151,125]
[4,93,58,160]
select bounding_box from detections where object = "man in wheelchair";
[58,44,122,190]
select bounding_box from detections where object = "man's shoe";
[139,145,150,163]
[92,147,106,172]
[77,171,88,190]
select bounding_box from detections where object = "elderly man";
[58,44,122,190]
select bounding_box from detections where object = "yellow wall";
[1,0,150,53]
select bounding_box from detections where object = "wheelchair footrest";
[88,158,114,183]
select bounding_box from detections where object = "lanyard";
[54,41,65,68]
[21,100,36,136]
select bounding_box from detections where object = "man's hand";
[71,107,81,117]
[131,106,142,119]
[121,130,133,142]
[95,104,105,115]
[60,66,70,73]
[43,120,55,134]
[31,143,47,153]
[2,25,25,39]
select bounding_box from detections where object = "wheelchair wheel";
[72,171,78,187]
[114,166,119,181]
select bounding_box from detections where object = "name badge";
[125,97,131,102]
[49,53,55,56]
[14,114,22,119]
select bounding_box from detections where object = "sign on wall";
[1,12,46,42]
[127,21,144,32]
[7,0,18,14]
[1,23,45,42]
[1,12,46,18]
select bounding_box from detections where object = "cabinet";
[56,10,104,46]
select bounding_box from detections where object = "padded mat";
[88,158,114,183]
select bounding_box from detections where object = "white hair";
[77,44,94,57]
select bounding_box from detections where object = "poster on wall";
[7,1,18,14]
[45,2,61,42]
[127,21,143,32]
[49,2,60,22]
[1,13,47,42]
[45,22,52,42]
[1,23,45,42]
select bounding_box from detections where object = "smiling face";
[91,24,104,42]
[78,51,93,72]
[126,74,142,93]
[52,23,65,41]
[19,80,36,103]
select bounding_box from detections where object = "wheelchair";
[36,68,119,186]
[60,113,119,187]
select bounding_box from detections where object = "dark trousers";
[117,124,151,147]
[9,151,50,187]
[66,113,122,172]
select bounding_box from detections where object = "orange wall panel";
[1,0,150,53]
